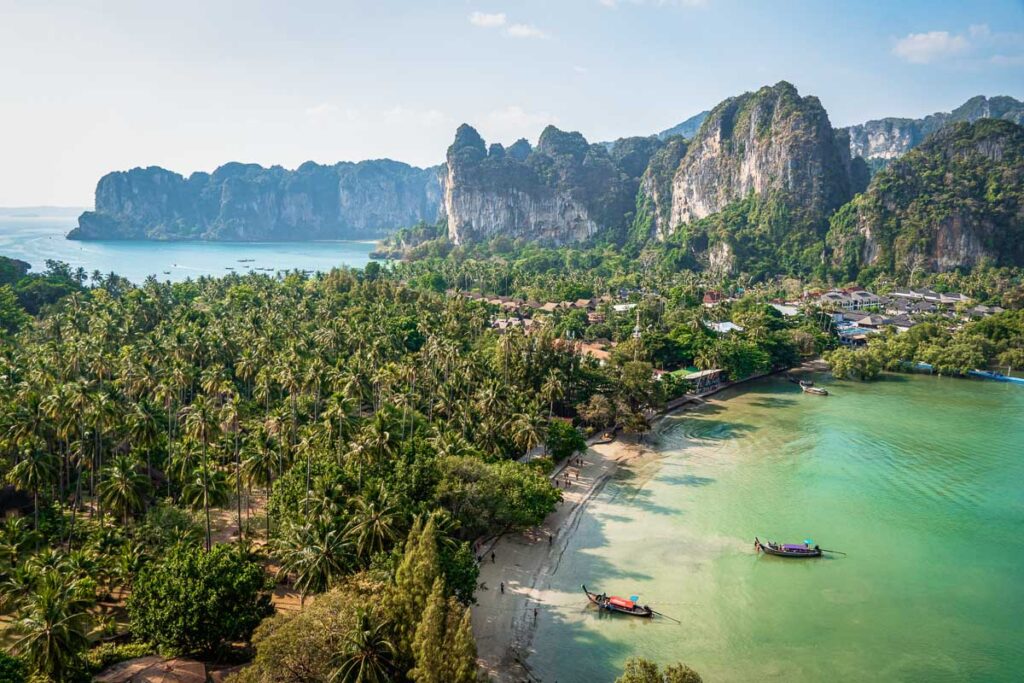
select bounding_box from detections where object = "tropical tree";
[329,610,398,683]
[98,454,151,526]
[182,395,219,550]
[272,518,352,605]
[345,488,402,564]
[6,445,57,530]
[11,572,94,681]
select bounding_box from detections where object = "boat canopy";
[608,596,635,609]
[782,544,811,551]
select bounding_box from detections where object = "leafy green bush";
[545,421,587,462]
[127,544,273,655]
[0,652,28,683]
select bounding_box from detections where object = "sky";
[1,0,1022,206]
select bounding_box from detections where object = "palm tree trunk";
[235,430,242,542]
[202,436,211,552]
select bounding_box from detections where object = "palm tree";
[11,573,93,681]
[272,518,351,605]
[181,395,219,550]
[345,488,401,563]
[7,445,57,530]
[541,370,565,419]
[329,610,398,683]
[180,464,231,519]
[513,410,546,456]
[0,517,41,569]
[219,398,244,541]
[97,454,151,526]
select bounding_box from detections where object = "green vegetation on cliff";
[828,119,1024,280]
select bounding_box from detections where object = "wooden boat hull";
[755,538,822,558]
[802,386,828,395]
[582,585,654,617]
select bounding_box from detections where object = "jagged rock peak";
[441,123,640,246]
[507,139,532,161]
[449,124,487,161]
[668,80,852,229]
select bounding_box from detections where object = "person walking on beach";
[491,551,496,563]
[534,607,538,622]
[500,581,505,594]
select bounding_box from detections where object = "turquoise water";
[529,374,1024,682]
[0,214,377,283]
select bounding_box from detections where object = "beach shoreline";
[471,435,655,681]
[471,364,827,680]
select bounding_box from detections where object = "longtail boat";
[754,537,822,558]
[801,384,828,396]
[582,585,654,617]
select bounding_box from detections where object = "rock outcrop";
[843,95,1024,164]
[666,81,854,229]
[71,160,443,241]
[827,119,1024,275]
[443,124,647,245]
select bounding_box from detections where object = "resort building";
[685,368,723,393]
[707,321,744,334]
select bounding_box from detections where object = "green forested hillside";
[828,119,1024,281]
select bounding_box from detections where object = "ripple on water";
[530,374,1024,683]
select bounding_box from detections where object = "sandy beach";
[470,370,797,681]
[471,434,655,682]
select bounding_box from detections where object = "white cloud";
[468,11,507,28]
[573,65,589,74]
[892,30,970,64]
[304,103,338,119]
[990,54,1024,67]
[469,10,548,39]
[506,23,549,39]
[382,106,448,128]
[968,24,991,40]
[892,24,1024,66]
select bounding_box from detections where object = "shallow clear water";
[0,214,377,283]
[529,373,1024,682]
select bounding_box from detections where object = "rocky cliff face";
[827,119,1024,276]
[72,160,443,241]
[443,124,647,245]
[666,82,854,230]
[843,95,1024,163]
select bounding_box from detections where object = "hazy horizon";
[2,0,1022,206]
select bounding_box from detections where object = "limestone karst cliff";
[666,81,854,229]
[827,119,1024,275]
[843,95,1024,166]
[71,160,443,241]
[70,84,1024,279]
[443,124,647,245]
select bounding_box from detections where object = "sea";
[528,373,1024,682]
[0,211,377,283]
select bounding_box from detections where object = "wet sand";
[472,436,653,681]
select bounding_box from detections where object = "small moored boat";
[754,537,822,558]
[582,585,654,617]
[801,384,828,396]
